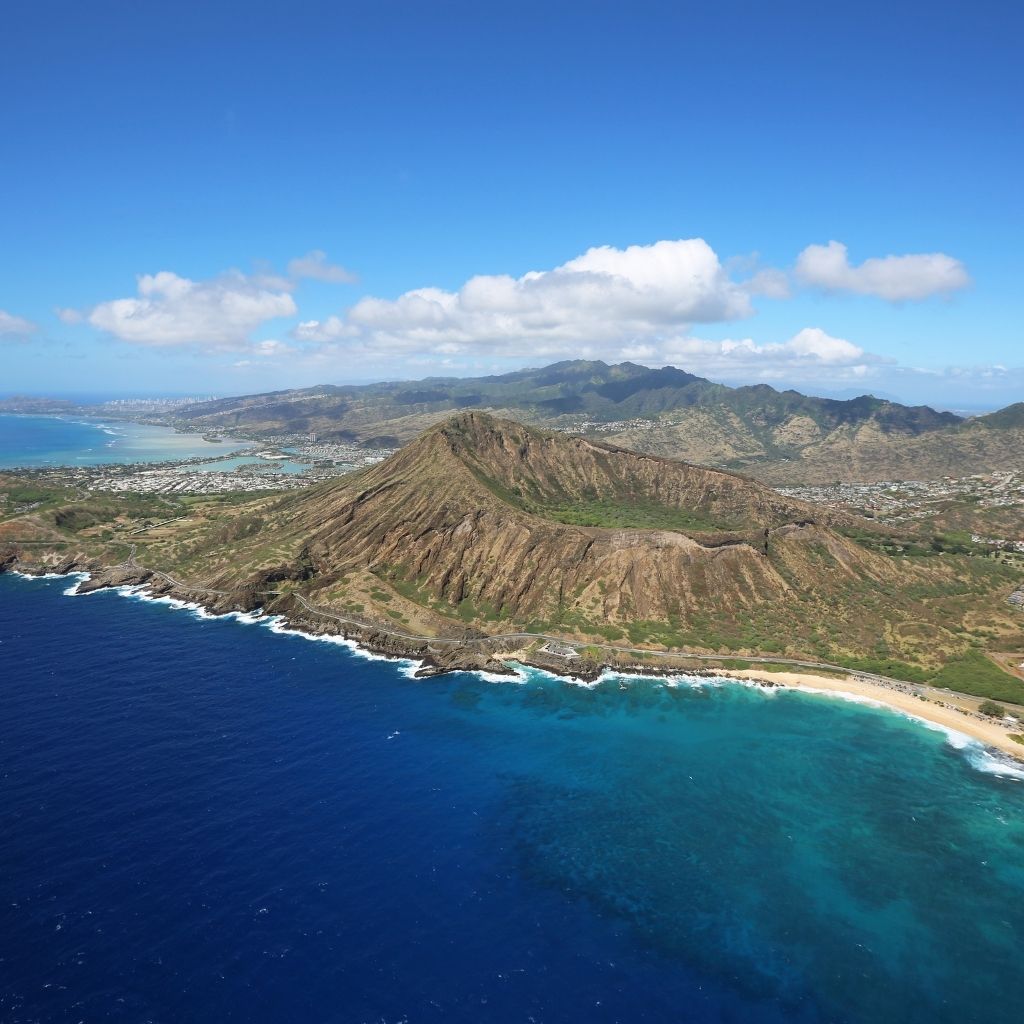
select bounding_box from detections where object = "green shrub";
[978,700,1006,718]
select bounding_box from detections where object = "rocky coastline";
[0,546,532,680]
[0,544,774,686]
[6,542,1024,766]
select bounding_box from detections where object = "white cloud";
[795,240,969,301]
[658,327,874,379]
[252,338,294,357]
[777,326,864,363]
[295,238,752,352]
[0,309,38,339]
[620,343,658,360]
[76,249,354,350]
[742,267,791,299]
[87,270,297,348]
[287,250,357,284]
[295,316,346,342]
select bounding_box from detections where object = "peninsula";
[3,411,1023,755]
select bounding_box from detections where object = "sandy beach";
[722,668,1024,761]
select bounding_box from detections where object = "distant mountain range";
[168,360,1023,484]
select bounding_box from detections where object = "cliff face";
[249,412,896,629]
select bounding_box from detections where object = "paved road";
[287,596,924,693]
[130,515,189,535]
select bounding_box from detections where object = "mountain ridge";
[166,360,1022,483]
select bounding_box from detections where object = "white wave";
[96,581,271,628]
[665,673,737,690]
[792,684,893,713]
[220,609,265,625]
[910,719,1024,780]
[474,666,530,684]
[510,663,756,691]
[524,662,779,696]
[108,584,214,619]
[8,569,73,582]
[263,615,423,673]
[61,572,93,595]
[965,748,1024,781]
[509,661,597,687]
[913,717,975,750]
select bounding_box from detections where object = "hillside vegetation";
[10,413,1016,697]
[170,359,1024,484]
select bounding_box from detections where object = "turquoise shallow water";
[0,414,245,467]
[3,573,1024,1022]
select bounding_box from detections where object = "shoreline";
[715,668,1024,763]
[0,412,249,470]
[3,554,1023,769]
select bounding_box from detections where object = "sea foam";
[9,569,76,583]
[264,615,424,674]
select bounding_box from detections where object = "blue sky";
[1,0,1021,409]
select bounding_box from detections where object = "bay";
[0,414,244,468]
[2,573,1023,1023]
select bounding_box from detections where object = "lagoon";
[0,414,245,468]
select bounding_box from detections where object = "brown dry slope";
[4,413,1023,688]
[159,411,1024,679]
[280,412,886,625]
[603,406,1024,485]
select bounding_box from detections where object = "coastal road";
[286,596,922,694]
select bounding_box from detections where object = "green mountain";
[169,360,1022,484]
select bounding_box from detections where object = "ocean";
[0,414,244,468]
[2,573,1023,1023]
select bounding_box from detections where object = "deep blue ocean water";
[2,573,1024,1023]
[0,415,243,468]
